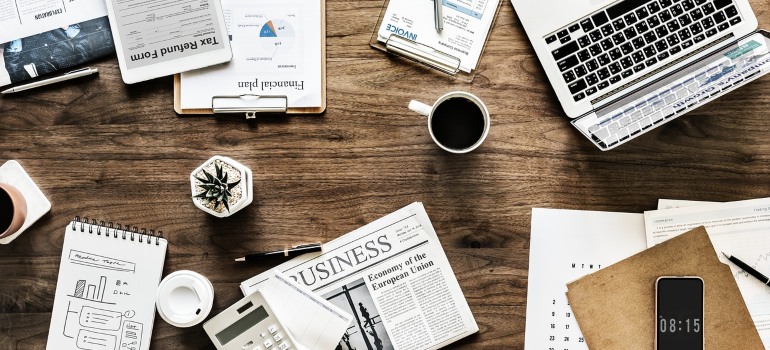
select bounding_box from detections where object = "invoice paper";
[645,197,770,348]
[525,208,647,350]
[0,0,106,44]
[377,0,500,73]
[181,0,322,109]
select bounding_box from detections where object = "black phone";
[655,277,704,350]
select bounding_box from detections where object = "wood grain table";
[2,0,770,348]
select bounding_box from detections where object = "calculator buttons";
[278,342,290,350]
[273,333,283,342]
[263,339,273,348]
[268,325,278,334]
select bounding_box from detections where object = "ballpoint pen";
[235,243,323,262]
[1,67,98,95]
[434,0,443,33]
[723,252,770,286]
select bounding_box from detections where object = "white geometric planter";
[190,156,253,218]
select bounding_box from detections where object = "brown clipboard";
[173,0,326,116]
[566,226,764,349]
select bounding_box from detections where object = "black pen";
[235,243,322,262]
[723,252,770,286]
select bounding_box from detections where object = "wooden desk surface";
[2,1,770,348]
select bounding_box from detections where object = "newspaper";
[241,202,478,350]
[0,0,113,87]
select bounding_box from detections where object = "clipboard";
[174,0,326,118]
[566,227,764,349]
[369,0,502,82]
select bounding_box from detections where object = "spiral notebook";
[46,217,168,350]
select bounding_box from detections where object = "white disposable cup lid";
[156,270,214,328]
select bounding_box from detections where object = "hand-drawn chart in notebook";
[46,219,167,350]
[525,209,647,350]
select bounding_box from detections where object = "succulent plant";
[193,162,241,212]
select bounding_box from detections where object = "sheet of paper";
[181,0,322,109]
[657,199,718,210]
[258,271,353,350]
[525,208,647,350]
[645,197,770,348]
[0,0,106,44]
[377,0,499,73]
[107,0,226,70]
[46,221,167,350]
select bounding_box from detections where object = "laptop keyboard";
[584,50,770,148]
[545,0,744,102]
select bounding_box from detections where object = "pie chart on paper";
[259,19,296,54]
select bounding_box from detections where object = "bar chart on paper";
[70,276,113,304]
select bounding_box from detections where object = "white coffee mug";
[408,91,490,154]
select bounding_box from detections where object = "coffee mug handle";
[408,100,432,117]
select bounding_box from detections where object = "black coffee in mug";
[430,97,486,150]
[0,188,14,233]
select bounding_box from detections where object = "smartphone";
[655,277,704,350]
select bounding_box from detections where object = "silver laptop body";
[511,0,770,150]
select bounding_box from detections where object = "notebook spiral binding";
[71,216,163,245]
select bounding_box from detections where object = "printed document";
[241,203,478,350]
[181,0,322,109]
[657,199,716,209]
[645,197,770,348]
[259,271,353,350]
[525,208,647,350]
[377,0,500,72]
[107,0,226,70]
[0,0,106,44]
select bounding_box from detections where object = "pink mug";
[0,183,27,239]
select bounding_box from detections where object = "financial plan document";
[377,0,499,73]
[180,0,322,109]
[645,197,770,349]
[526,209,647,350]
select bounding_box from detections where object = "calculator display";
[215,306,269,345]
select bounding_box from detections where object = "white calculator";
[203,290,300,350]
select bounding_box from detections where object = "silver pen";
[1,67,99,95]
[434,0,443,32]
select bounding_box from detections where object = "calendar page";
[525,209,647,349]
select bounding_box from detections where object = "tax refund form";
[377,0,500,73]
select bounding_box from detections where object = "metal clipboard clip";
[384,34,461,75]
[212,94,289,119]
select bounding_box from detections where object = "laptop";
[510,0,770,150]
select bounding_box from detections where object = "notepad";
[46,218,167,350]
